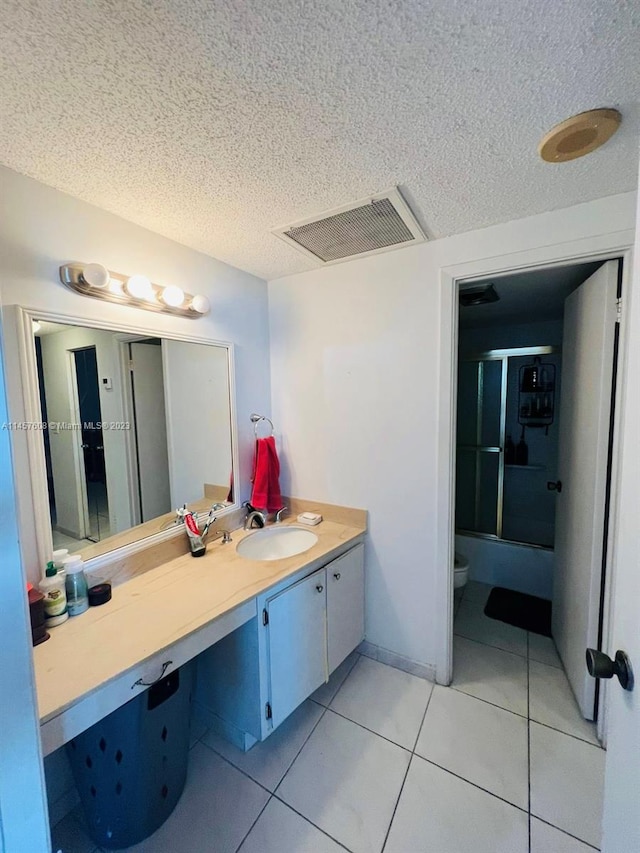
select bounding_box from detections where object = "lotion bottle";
[39,562,69,627]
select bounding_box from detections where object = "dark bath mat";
[484,587,552,637]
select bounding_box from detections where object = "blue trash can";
[67,661,193,849]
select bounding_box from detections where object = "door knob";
[333,572,341,580]
[547,480,562,493]
[316,584,324,593]
[586,648,634,691]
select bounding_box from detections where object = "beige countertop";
[34,515,366,726]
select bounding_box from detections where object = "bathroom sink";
[236,526,318,561]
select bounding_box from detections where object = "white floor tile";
[330,656,433,748]
[277,710,410,853]
[51,813,97,853]
[201,699,324,791]
[462,580,493,605]
[122,743,269,852]
[529,660,599,744]
[452,635,528,716]
[385,756,528,853]
[415,685,528,809]
[238,798,345,853]
[530,722,605,848]
[455,599,529,657]
[530,817,597,853]
[311,651,359,707]
[528,632,563,668]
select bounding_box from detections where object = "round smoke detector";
[538,108,621,163]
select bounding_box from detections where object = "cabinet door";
[267,567,327,729]
[327,543,365,674]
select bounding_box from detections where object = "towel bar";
[250,413,275,438]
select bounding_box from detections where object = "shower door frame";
[456,344,560,548]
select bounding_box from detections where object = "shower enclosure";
[455,345,561,549]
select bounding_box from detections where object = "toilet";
[454,552,469,589]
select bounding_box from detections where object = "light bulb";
[126,274,155,301]
[81,263,110,289]
[190,294,210,315]
[161,285,185,307]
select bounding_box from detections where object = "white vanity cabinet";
[195,541,364,749]
[326,546,365,673]
[265,567,328,728]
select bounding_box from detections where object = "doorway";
[450,256,622,739]
[72,347,110,544]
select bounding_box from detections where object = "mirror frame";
[13,305,240,571]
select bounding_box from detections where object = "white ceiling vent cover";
[272,187,426,265]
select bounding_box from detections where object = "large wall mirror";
[21,311,237,563]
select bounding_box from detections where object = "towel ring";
[250,413,274,438]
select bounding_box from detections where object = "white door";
[130,342,171,521]
[553,260,618,719]
[41,345,89,539]
[267,568,327,729]
[600,197,640,852]
[327,544,365,673]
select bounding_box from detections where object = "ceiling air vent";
[272,187,426,265]
[459,284,500,307]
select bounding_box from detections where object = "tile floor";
[52,581,605,853]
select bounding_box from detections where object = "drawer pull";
[131,660,173,689]
[316,584,324,593]
[333,572,341,580]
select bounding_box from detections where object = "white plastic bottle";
[39,561,69,627]
[63,555,89,616]
[53,548,69,579]
[52,548,69,570]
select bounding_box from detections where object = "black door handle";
[547,480,562,493]
[586,648,634,691]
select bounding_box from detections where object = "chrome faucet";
[275,506,288,523]
[244,509,266,530]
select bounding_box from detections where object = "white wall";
[268,192,637,669]
[0,318,49,850]
[0,165,271,585]
[163,339,232,506]
[458,318,564,356]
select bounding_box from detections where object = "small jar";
[63,555,89,616]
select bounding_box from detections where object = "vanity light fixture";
[125,274,155,301]
[161,285,185,308]
[59,263,210,318]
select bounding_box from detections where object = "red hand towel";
[251,436,282,513]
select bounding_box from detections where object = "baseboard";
[358,641,436,682]
[191,701,257,752]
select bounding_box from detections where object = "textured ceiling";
[1,0,639,281]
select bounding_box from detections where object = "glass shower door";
[455,358,505,536]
